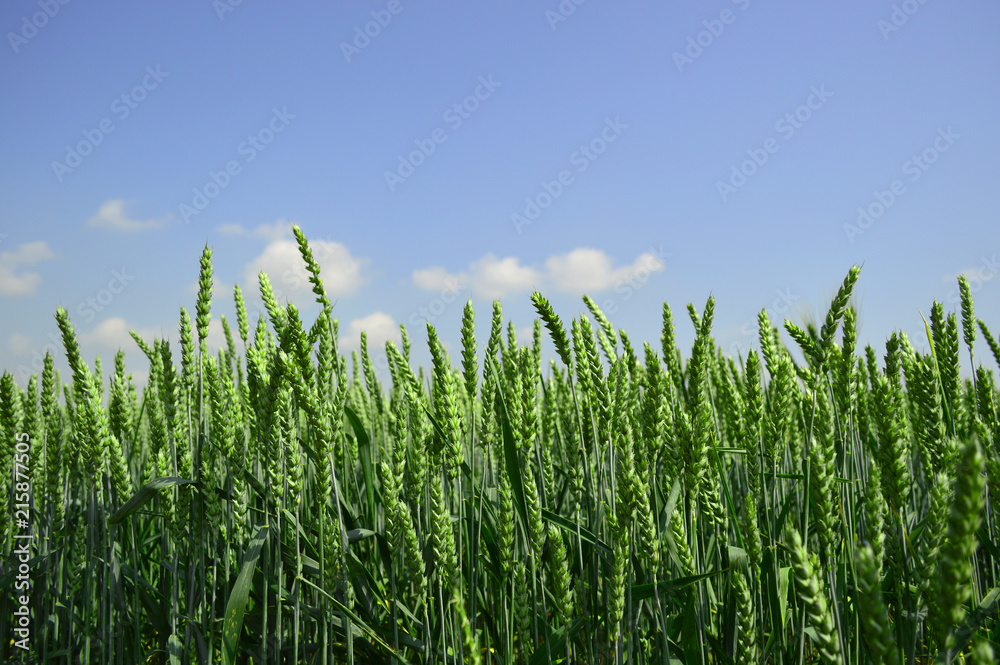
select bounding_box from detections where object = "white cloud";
[469,254,541,298]
[339,311,400,350]
[243,237,367,301]
[216,223,248,237]
[546,247,667,295]
[545,248,617,293]
[253,221,296,243]
[412,266,470,294]
[76,316,232,363]
[78,317,163,353]
[87,199,167,232]
[0,240,56,296]
[412,247,667,299]
[7,333,34,356]
[413,254,540,300]
[216,220,294,243]
[946,263,998,285]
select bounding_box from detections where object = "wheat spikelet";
[606,508,628,644]
[742,494,762,578]
[977,319,1000,369]
[817,265,861,362]
[743,350,764,498]
[855,543,899,665]
[196,243,213,350]
[934,435,986,646]
[863,459,887,571]
[531,291,573,369]
[788,527,843,664]
[733,566,757,665]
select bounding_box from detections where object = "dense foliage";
[2,228,1000,664]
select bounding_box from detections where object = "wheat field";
[1,225,999,664]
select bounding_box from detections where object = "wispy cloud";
[413,266,462,291]
[78,315,230,356]
[78,317,164,352]
[87,199,168,232]
[7,332,35,356]
[0,240,56,296]
[413,247,666,299]
[216,220,293,243]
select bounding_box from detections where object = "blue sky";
[2,1,999,391]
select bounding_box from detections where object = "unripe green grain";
[863,460,886,570]
[935,435,986,645]
[547,522,573,622]
[196,243,213,349]
[733,567,757,665]
[819,265,861,361]
[920,471,951,630]
[958,275,976,353]
[496,469,514,581]
[258,271,286,337]
[233,283,249,346]
[513,556,532,658]
[179,306,196,400]
[432,470,459,592]
[531,291,572,369]
[758,309,778,375]
[785,319,821,370]
[743,350,764,498]
[668,505,696,577]
[583,294,617,362]
[291,223,332,311]
[909,353,949,474]
[359,331,383,418]
[855,544,899,665]
[460,299,477,401]
[742,495,762,577]
[606,509,628,643]
[977,319,1000,369]
[764,354,794,468]
[788,527,843,664]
